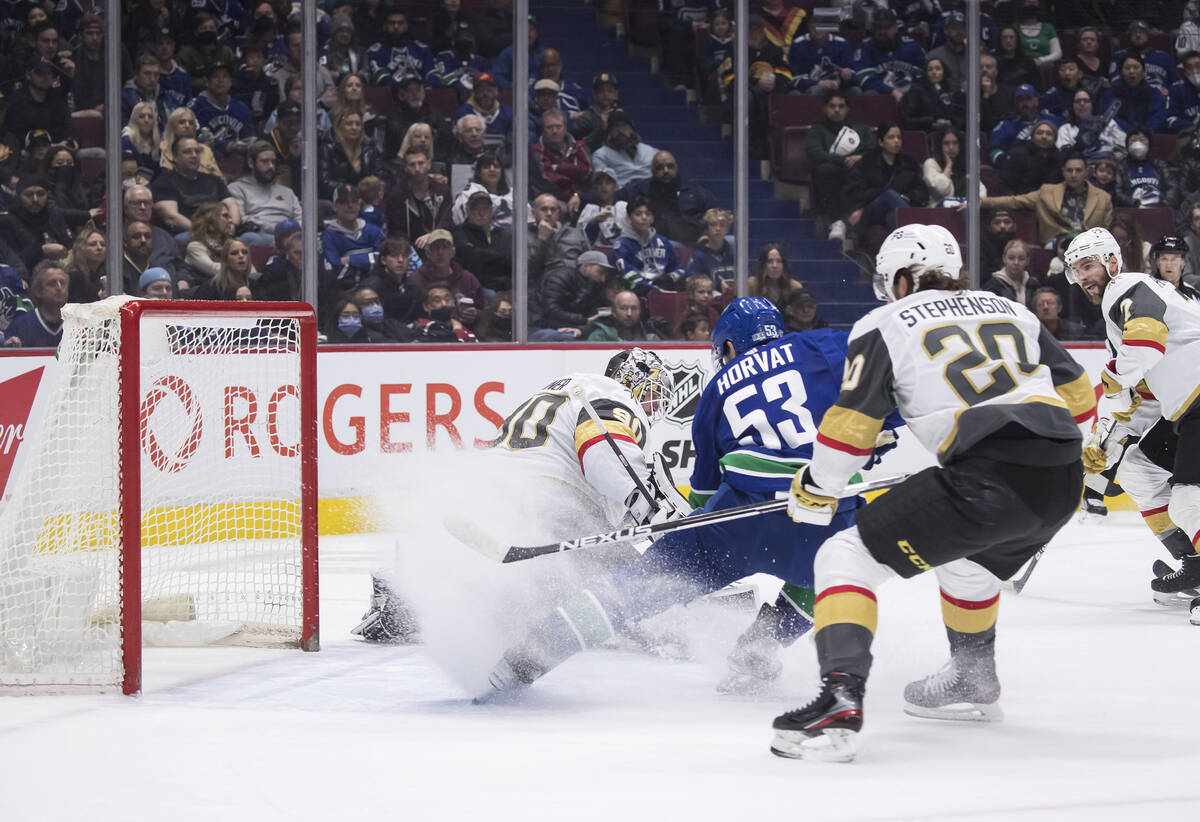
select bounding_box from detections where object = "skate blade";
[1152,591,1200,609]
[903,700,1004,722]
[770,728,858,762]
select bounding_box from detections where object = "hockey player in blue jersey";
[480,298,900,698]
[852,9,926,100]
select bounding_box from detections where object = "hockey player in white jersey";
[351,349,686,642]
[771,224,1096,762]
[1065,227,1200,603]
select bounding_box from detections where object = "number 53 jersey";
[809,290,1096,492]
[689,329,880,503]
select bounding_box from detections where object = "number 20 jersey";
[690,329,853,500]
[810,289,1095,491]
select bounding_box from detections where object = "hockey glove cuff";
[788,467,838,526]
[1082,416,1116,475]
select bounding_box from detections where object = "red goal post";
[0,298,319,695]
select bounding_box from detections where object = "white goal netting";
[0,297,314,691]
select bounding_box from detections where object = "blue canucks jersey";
[689,330,850,501]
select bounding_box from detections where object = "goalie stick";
[446,473,911,563]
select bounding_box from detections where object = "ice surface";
[1,513,1198,821]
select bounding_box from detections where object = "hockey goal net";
[0,297,319,694]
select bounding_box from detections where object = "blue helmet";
[711,297,784,365]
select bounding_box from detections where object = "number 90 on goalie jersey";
[489,373,651,521]
[810,291,1096,492]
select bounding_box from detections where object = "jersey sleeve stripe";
[1055,372,1098,422]
[1122,317,1168,351]
[816,406,884,453]
[574,418,637,455]
[575,433,638,467]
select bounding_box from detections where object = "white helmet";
[873,224,963,301]
[1063,227,1122,284]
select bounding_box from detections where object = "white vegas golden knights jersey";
[1099,272,1200,421]
[809,289,1094,491]
[488,373,651,529]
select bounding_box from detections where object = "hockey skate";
[770,672,865,762]
[350,575,419,644]
[902,653,1003,722]
[717,602,785,695]
[1190,597,1200,626]
[1150,554,1200,608]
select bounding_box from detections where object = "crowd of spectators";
[6,2,1200,348]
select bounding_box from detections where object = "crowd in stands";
[4,2,1200,348]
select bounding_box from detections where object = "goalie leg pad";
[557,589,616,650]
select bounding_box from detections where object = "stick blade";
[442,512,510,562]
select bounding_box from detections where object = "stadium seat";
[626,0,661,48]
[1151,133,1177,162]
[250,244,273,273]
[1116,207,1174,244]
[849,95,898,127]
[647,290,688,329]
[363,85,392,115]
[769,94,824,130]
[72,114,104,150]
[1027,246,1057,277]
[894,206,965,242]
[426,87,458,118]
[772,125,810,185]
[218,155,245,179]
[901,130,929,163]
[79,154,104,182]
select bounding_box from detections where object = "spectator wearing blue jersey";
[789,22,856,95]
[189,62,253,158]
[1100,54,1167,135]
[1040,59,1090,120]
[613,197,683,294]
[365,9,434,86]
[698,8,734,100]
[454,72,513,143]
[322,183,383,293]
[186,0,245,45]
[1166,53,1200,134]
[429,24,489,98]
[2,260,67,348]
[530,48,588,115]
[1109,20,1178,92]
[852,8,926,102]
[988,84,1062,166]
[686,208,735,297]
[1123,129,1180,208]
[491,14,542,90]
[121,53,179,132]
[152,29,193,105]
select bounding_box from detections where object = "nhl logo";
[663,360,707,426]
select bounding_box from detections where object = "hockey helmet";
[873,224,963,301]
[1064,227,1122,284]
[711,297,784,366]
[606,348,675,424]
[1151,234,1188,259]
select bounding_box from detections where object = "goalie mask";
[605,348,675,424]
[873,224,962,301]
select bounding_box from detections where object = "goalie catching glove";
[625,452,692,526]
[788,466,837,526]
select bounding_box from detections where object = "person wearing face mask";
[366,10,435,86]
[42,146,93,213]
[186,0,247,46]
[1123,129,1179,208]
[351,286,406,341]
[477,291,514,341]
[429,24,489,99]
[325,297,389,344]
[1166,52,1200,135]
[177,13,237,95]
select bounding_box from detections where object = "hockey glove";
[864,429,898,469]
[624,462,691,527]
[1082,416,1116,475]
[788,467,838,526]
[650,452,692,519]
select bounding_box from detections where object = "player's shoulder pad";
[1101,272,1154,311]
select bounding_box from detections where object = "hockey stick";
[1002,548,1045,595]
[446,473,910,563]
